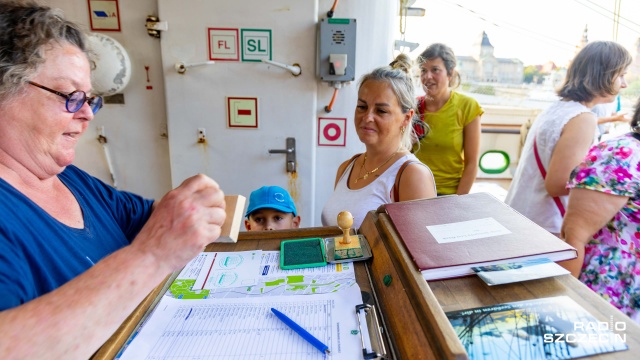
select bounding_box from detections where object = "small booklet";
[446,296,629,359]
[472,258,570,286]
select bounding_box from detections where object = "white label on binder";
[426,217,511,243]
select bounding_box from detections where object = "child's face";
[245,208,301,231]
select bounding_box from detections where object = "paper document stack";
[116,251,367,359]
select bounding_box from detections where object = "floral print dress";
[567,133,640,324]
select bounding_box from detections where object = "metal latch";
[146,16,168,38]
[268,137,296,173]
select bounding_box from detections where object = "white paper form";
[169,251,357,299]
[193,250,262,290]
[175,252,209,279]
[426,217,511,244]
[251,251,357,297]
[259,251,354,275]
[117,284,365,360]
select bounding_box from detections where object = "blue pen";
[271,308,331,354]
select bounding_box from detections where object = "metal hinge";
[145,16,168,38]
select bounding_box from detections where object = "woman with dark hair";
[413,43,484,195]
[561,97,640,324]
[505,41,631,236]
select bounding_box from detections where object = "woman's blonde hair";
[358,53,428,151]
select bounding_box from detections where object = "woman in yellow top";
[414,43,484,195]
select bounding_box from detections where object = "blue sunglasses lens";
[65,92,103,114]
[88,96,103,114]
[66,91,86,113]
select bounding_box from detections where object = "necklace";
[355,148,399,183]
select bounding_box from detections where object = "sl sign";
[241,29,271,62]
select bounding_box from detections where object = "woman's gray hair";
[0,0,88,103]
[558,41,632,102]
[359,53,427,151]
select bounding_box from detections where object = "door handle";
[268,137,296,173]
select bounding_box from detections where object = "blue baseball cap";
[245,186,298,218]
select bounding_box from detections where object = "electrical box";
[318,18,357,83]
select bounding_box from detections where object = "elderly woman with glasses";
[0,2,226,358]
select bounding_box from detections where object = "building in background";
[457,31,524,84]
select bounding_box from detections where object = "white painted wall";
[158,0,320,227]
[48,0,172,200]
[45,0,400,225]
[314,0,399,225]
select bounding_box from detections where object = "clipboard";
[356,303,387,359]
[114,257,387,360]
[114,270,181,359]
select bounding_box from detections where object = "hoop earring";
[401,127,405,135]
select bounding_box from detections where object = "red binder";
[382,192,577,281]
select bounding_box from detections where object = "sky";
[401,0,640,66]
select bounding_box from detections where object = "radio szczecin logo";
[543,318,627,345]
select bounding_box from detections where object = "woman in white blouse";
[505,41,631,236]
[321,54,436,229]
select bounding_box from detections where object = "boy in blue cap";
[245,186,301,231]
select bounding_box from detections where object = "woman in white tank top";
[505,41,632,235]
[321,54,436,229]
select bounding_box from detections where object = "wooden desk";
[95,217,639,360]
[93,226,401,359]
[359,210,640,360]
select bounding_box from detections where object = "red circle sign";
[323,123,341,141]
